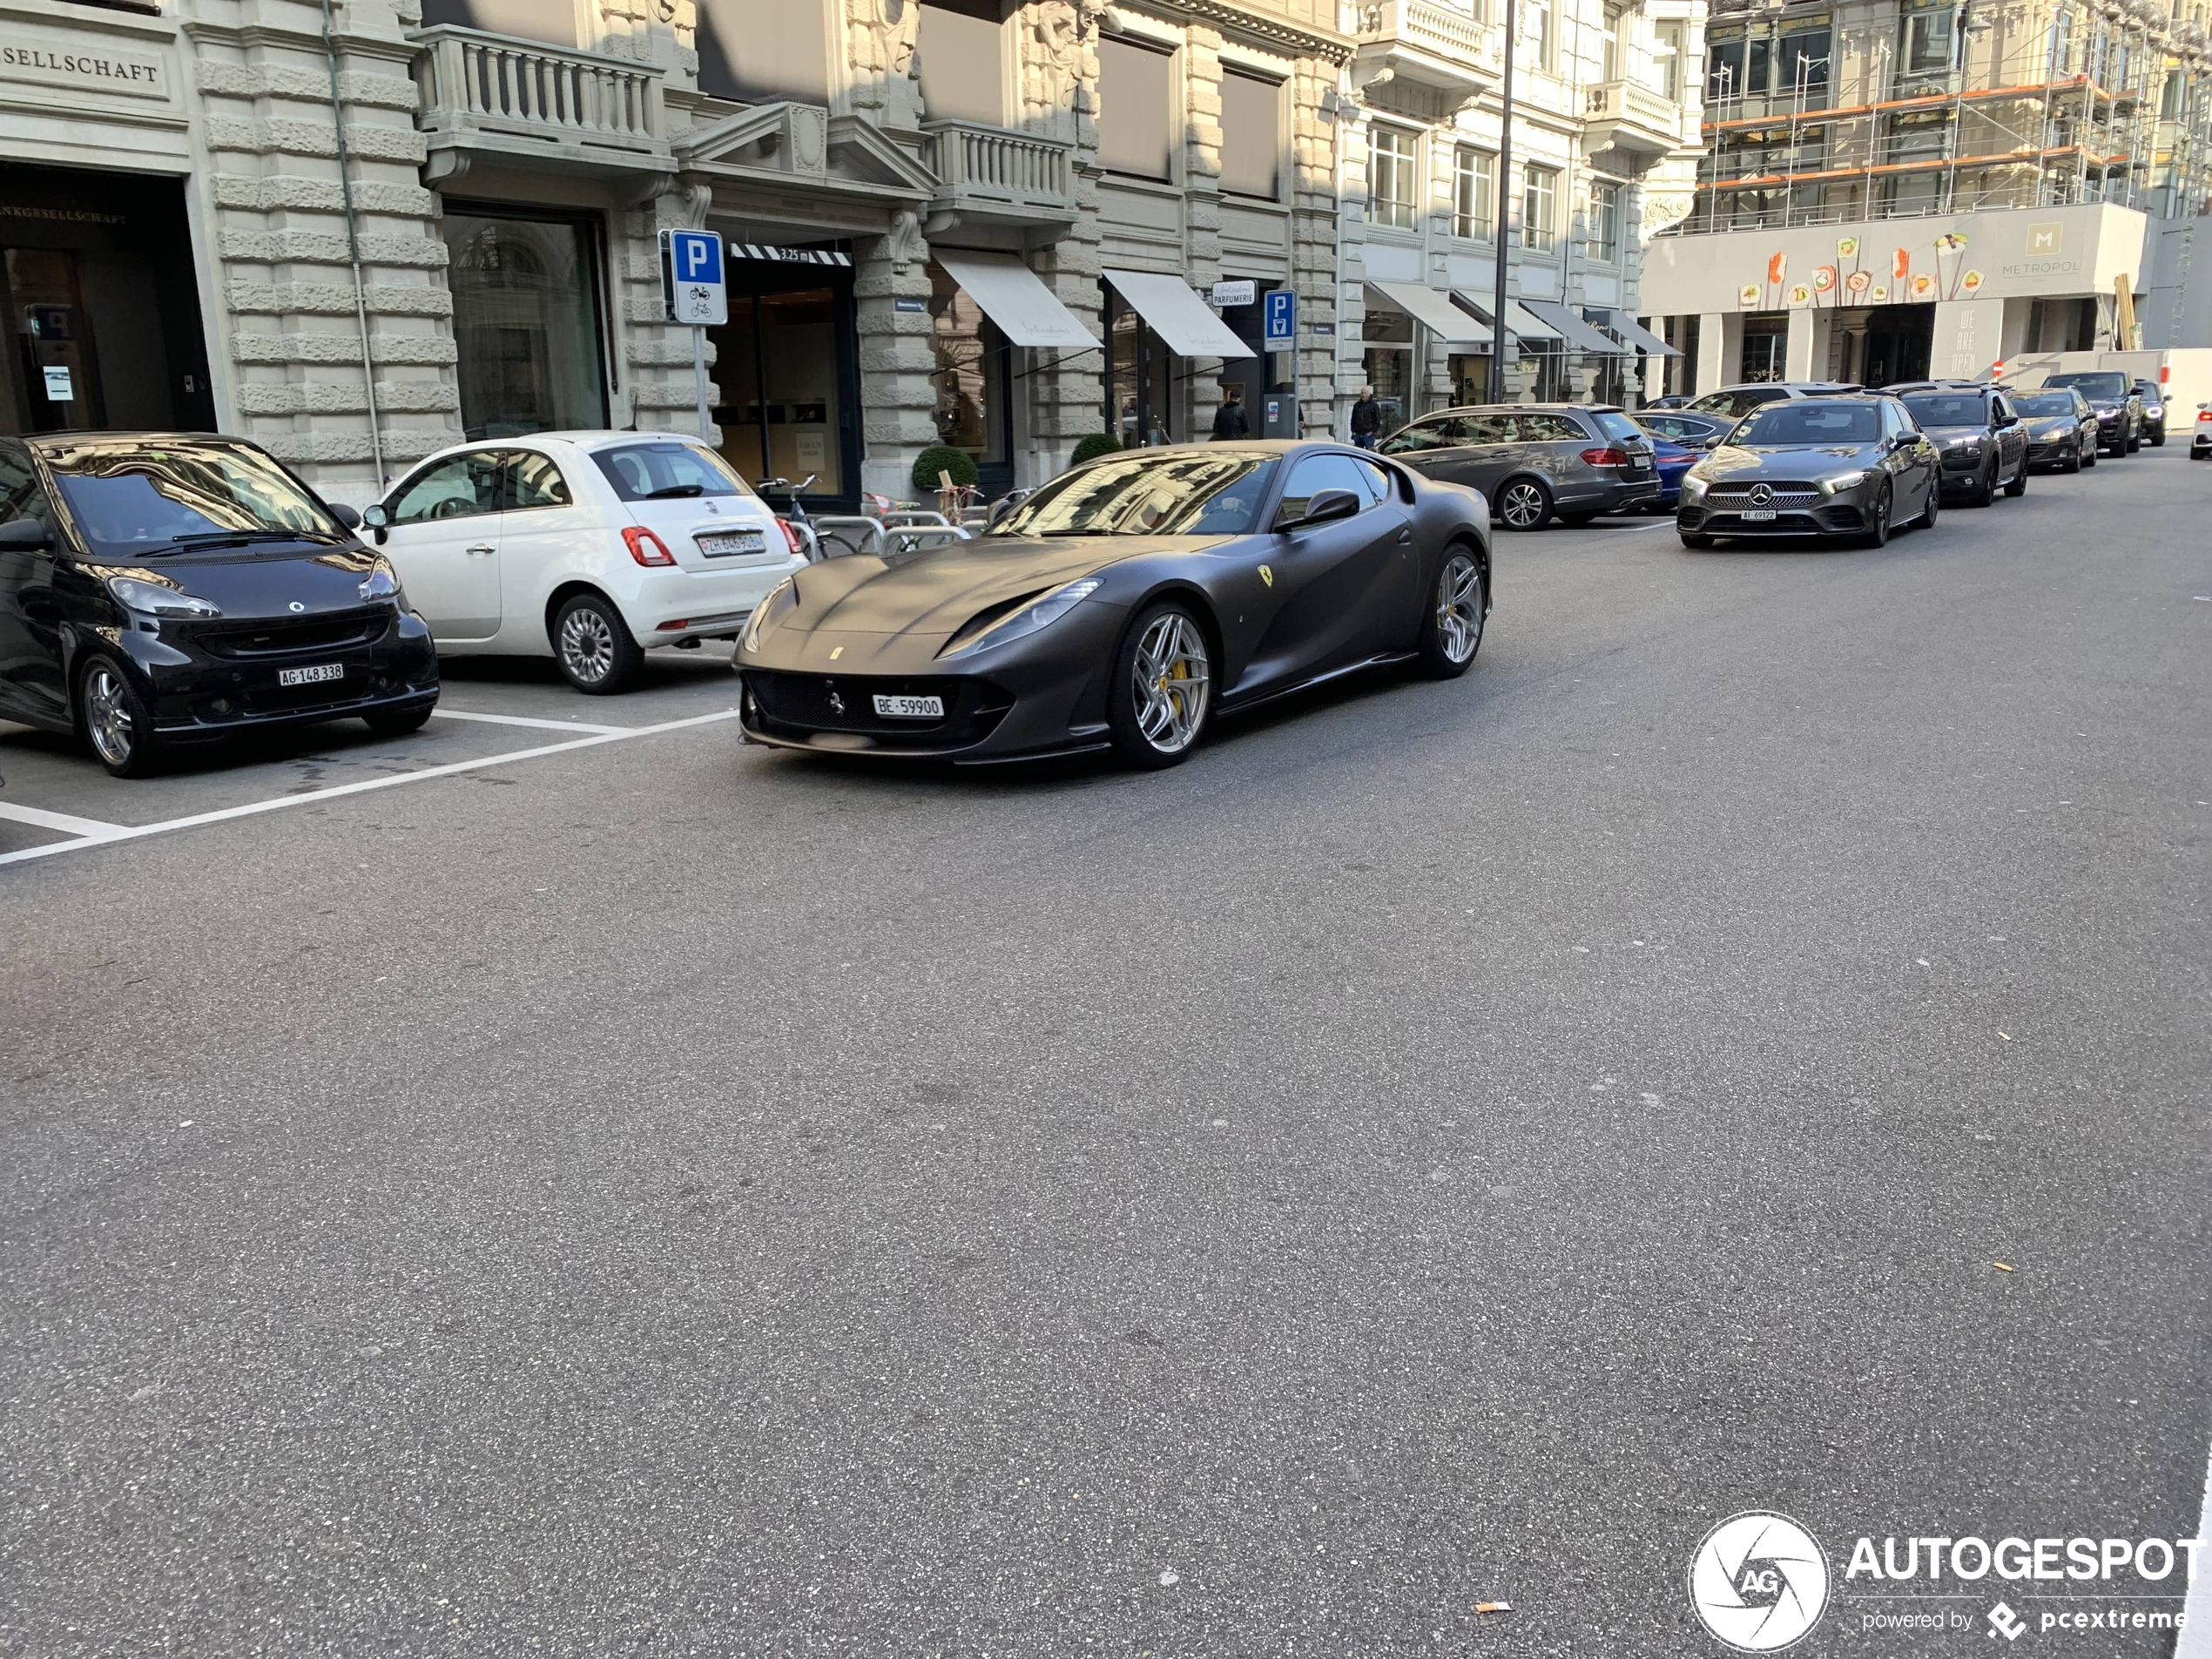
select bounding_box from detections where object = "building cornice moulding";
[1110,0,1352,64]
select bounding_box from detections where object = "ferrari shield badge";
[1258,564,1274,587]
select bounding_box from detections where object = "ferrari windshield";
[997,453,1281,536]
[1734,403,1882,445]
[2013,393,2080,417]
[44,438,342,560]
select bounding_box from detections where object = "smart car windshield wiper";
[163,529,347,551]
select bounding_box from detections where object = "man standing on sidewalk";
[1211,387,1251,441]
[1350,386,1381,449]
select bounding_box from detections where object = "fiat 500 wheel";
[553,593,643,694]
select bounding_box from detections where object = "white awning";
[1453,293,1563,345]
[931,251,1101,351]
[1366,280,1492,346]
[1518,297,1632,355]
[1591,307,1683,356]
[1102,268,1257,359]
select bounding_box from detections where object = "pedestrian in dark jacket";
[1350,386,1381,449]
[1211,388,1250,441]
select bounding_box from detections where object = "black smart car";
[0,434,437,776]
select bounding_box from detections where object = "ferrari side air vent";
[939,589,1049,657]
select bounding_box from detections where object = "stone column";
[1291,63,1341,437]
[855,226,939,502]
[1784,307,1817,380]
[1695,311,1731,393]
[1182,24,1226,438]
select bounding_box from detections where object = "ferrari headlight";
[1821,469,1868,492]
[741,577,796,654]
[105,575,221,618]
[944,577,1101,658]
[357,556,404,605]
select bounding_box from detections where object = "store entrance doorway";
[0,164,213,436]
[708,253,861,511]
[1858,304,1932,388]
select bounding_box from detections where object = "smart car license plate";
[1739,509,1777,522]
[696,530,765,558]
[279,663,344,686]
[873,694,943,718]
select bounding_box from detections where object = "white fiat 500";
[363,433,806,693]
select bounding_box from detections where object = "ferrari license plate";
[696,530,765,558]
[1739,509,1777,522]
[278,663,344,686]
[873,693,944,719]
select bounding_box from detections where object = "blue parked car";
[1635,411,1736,510]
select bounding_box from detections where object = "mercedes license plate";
[1739,508,1777,522]
[873,694,943,719]
[278,662,344,686]
[696,529,765,558]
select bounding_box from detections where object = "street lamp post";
[1491,0,1516,401]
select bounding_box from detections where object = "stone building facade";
[6,0,1711,511]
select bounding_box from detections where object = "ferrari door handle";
[1397,529,1413,544]
[465,543,494,556]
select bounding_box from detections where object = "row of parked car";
[1372,369,2175,548]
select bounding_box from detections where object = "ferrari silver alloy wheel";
[84,664,134,767]
[1132,612,1210,753]
[1436,553,1482,664]
[1500,482,1547,529]
[559,605,616,685]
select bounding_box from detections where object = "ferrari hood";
[788,535,1225,641]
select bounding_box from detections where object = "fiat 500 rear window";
[592,442,757,502]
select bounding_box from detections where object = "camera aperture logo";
[1689,1512,1832,1652]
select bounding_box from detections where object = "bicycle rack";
[806,516,887,559]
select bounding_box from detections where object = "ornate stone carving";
[851,0,924,126]
[888,208,928,273]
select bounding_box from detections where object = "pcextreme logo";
[1689,1513,1832,1652]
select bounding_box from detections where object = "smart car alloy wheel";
[82,662,141,772]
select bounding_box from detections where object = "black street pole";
[1492,0,1516,401]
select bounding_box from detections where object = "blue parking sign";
[1263,288,1296,349]
[660,229,727,326]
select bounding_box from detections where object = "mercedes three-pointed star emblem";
[1748,483,1775,508]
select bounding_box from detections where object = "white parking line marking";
[432,708,633,735]
[0,801,128,838]
[0,707,744,869]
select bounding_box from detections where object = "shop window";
[1453,147,1494,240]
[1219,70,1282,199]
[445,211,609,441]
[697,0,830,104]
[714,283,851,497]
[1522,165,1558,253]
[418,0,577,44]
[1097,35,1175,180]
[1588,180,1621,263]
[1741,314,1787,382]
[1369,126,1418,230]
[919,0,1014,126]
[927,263,1011,486]
[1103,283,1176,444]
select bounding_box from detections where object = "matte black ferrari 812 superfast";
[735,442,1492,767]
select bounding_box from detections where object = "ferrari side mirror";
[1279,489,1361,530]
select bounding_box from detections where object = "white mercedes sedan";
[362,433,806,693]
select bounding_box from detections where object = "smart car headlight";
[942,577,1102,658]
[105,575,221,618]
[357,556,404,605]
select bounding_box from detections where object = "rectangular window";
[444,209,609,440]
[1219,70,1282,199]
[1899,3,1953,78]
[695,0,829,102]
[917,0,1012,126]
[1589,180,1621,263]
[1097,34,1175,180]
[1522,164,1557,252]
[1777,27,1831,100]
[1453,146,1494,239]
[1654,21,1684,100]
[1602,8,1623,81]
[1370,126,1418,229]
[927,262,1010,475]
[1708,34,1746,102]
[1524,0,1553,70]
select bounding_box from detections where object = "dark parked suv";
[0,434,438,776]
[2039,371,2143,455]
[1376,404,1659,530]
[1886,381,2030,505]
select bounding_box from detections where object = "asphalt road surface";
[3,445,2207,1657]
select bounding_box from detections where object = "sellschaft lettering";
[0,46,159,84]
[1844,1534,2202,1582]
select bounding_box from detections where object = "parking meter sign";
[660,229,727,327]
[1263,288,1296,350]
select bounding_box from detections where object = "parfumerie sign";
[0,33,170,102]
